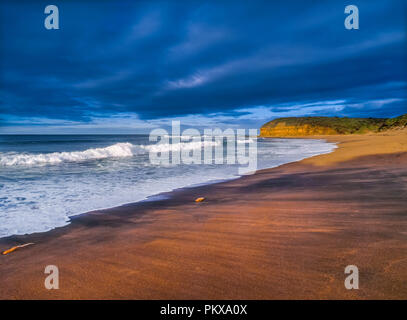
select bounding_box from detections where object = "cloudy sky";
[0,0,406,133]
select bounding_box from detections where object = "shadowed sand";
[0,130,407,299]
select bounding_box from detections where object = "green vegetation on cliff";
[382,114,407,130]
[260,114,407,137]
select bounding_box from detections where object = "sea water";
[0,134,336,238]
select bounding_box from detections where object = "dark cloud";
[0,0,406,132]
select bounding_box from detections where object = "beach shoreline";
[0,129,406,299]
[0,136,336,241]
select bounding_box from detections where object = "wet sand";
[1,130,407,299]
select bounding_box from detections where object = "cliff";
[260,114,407,137]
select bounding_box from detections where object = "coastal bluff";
[260,114,407,137]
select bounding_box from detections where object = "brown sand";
[0,129,406,299]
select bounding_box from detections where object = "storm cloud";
[0,0,406,133]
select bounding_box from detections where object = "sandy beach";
[0,129,406,299]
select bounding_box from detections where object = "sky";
[0,0,406,134]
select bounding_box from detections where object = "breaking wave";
[0,143,137,166]
[0,139,228,167]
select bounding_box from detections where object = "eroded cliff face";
[260,123,338,137]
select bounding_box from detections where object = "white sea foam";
[0,143,137,166]
[237,138,255,144]
[0,140,225,167]
[140,140,220,153]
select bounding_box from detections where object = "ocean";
[0,134,336,238]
